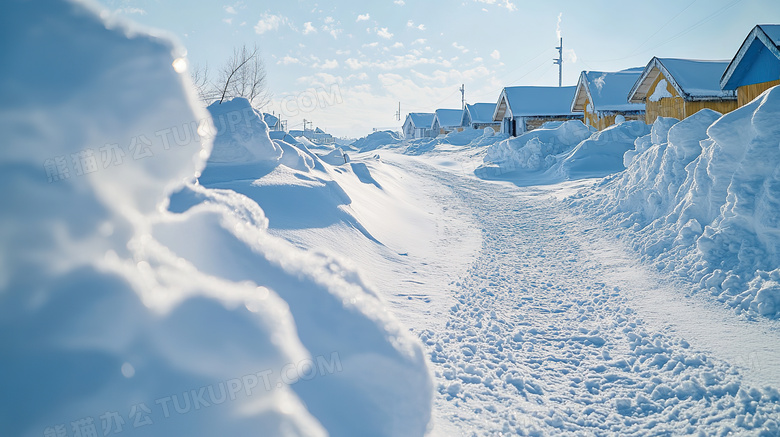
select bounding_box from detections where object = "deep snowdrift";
[477,121,596,179]
[573,90,780,319]
[1,2,431,437]
[550,120,651,180]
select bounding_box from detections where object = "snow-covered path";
[384,156,780,436]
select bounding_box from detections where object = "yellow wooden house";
[571,68,646,130]
[720,25,780,107]
[627,57,737,124]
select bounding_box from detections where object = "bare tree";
[190,62,219,102]
[189,45,271,107]
[215,44,271,107]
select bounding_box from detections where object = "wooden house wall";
[738,79,780,107]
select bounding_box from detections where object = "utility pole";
[554,38,563,87]
[459,84,465,110]
[395,102,401,121]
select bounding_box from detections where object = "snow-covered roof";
[629,57,736,103]
[464,103,498,125]
[434,109,463,128]
[263,113,279,127]
[572,68,646,113]
[494,86,579,120]
[405,112,435,129]
[721,24,780,90]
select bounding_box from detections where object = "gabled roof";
[494,86,578,120]
[571,68,646,113]
[433,109,463,128]
[464,103,498,124]
[405,112,435,129]
[721,24,780,90]
[628,57,736,103]
[263,113,280,127]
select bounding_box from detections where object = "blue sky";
[99,0,780,138]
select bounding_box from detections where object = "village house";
[263,113,283,131]
[492,86,581,136]
[431,109,464,135]
[721,24,780,107]
[628,57,737,124]
[461,103,500,131]
[288,127,335,145]
[402,112,435,139]
[571,68,646,130]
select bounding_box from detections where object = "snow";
[433,109,463,129]
[572,86,780,319]
[407,112,436,129]
[2,2,431,437]
[8,2,780,437]
[576,68,646,111]
[657,58,734,98]
[464,103,498,125]
[477,120,595,178]
[648,78,674,102]
[502,86,579,117]
[351,130,404,152]
[205,98,283,163]
[551,120,651,180]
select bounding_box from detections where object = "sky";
[98,0,780,138]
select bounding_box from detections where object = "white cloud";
[318,59,339,69]
[115,7,146,15]
[362,42,379,48]
[224,5,237,14]
[321,18,343,39]
[452,42,469,53]
[474,0,517,12]
[303,22,317,34]
[222,18,233,25]
[356,13,370,22]
[490,50,500,60]
[407,20,426,30]
[254,13,286,34]
[377,27,393,39]
[412,38,426,45]
[392,42,404,48]
[278,55,302,65]
[473,57,484,63]
[346,58,364,70]
[394,0,405,4]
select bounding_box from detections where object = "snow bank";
[351,130,404,152]
[206,98,283,164]
[551,120,650,180]
[1,2,431,437]
[574,91,780,318]
[477,120,595,178]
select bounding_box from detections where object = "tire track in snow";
[397,158,780,436]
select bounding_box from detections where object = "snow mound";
[477,120,595,178]
[351,130,404,152]
[551,120,650,180]
[1,2,432,437]
[206,98,282,164]
[574,90,780,318]
[318,147,350,165]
